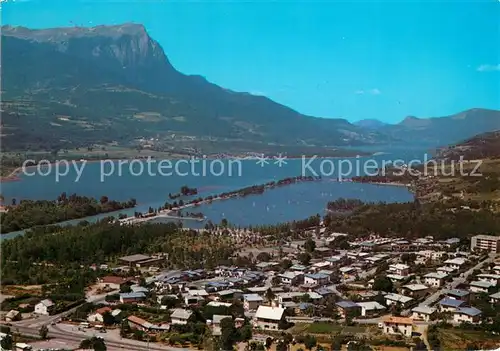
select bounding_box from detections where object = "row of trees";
[0,192,136,233]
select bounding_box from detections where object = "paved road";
[13,289,118,328]
[12,324,185,351]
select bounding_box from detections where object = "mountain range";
[1,23,499,153]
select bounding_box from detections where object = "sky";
[2,0,499,123]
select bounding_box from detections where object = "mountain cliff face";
[1,23,499,152]
[1,23,390,151]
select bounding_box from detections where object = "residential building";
[471,235,500,253]
[411,306,436,322]
[424,272,448,288]
[469,280,495,294]
[34,299,54,315]
[382,316,413,338]
[211,315,232,336]
[356,301,386,317]
[384,293,413,308]
[477,274,500,286]
[87,307,112,323]
[436,266,456,275]
[389,264,410,276]
[445,289,470,302]
[453,307,482,324]
[444,258,466,271]
[402,284,429,299]
[243,294,263,311]
[170,309,193,325]
[303,273,329,286]
[253,306,285,330]
[97,276,134,290]
[255,262,280,271]
[335,301,361,318]
[119,254,163,267]
[278,271,304,285]
[490,291,500,304]
[438,298,466,312]
[119,292,146,304]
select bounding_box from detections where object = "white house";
[34,299,54,316]
[170,309,193,325]
[411,306,436,322]
[453,307,482,324]
[382,316,413,337]
[444,258,466,271]
[253,306,285,330]
[243,294,263,311]
[356,301,386,317]
[490,291,500,304]
[303,273,330,286]
[278,271,304,285]
[87,307,112,323]
[424,272,448,288]
[469,280,495,294]
[477,274,500,286]
[388,264,410,276]
[384,293,413,308]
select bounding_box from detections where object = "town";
[2,228,500,351]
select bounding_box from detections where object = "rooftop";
[119,254,151,263]
[455,307,482,317]
[254,306,285,321]
[382,316,413,325]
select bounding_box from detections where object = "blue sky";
[2,0,499,123]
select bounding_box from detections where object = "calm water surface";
[1,153,423,238]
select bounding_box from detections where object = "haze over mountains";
[1,23,499,152]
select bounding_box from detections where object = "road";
[13,289,118,328]
[12,324,186,351]
[417,253,496,309]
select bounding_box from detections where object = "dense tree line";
[0,192,136,233]
[1,221,235,287]
[326,198,500,241]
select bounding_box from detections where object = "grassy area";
[438,328,500,351]
[290,322,368,335]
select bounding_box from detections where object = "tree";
[120,320,131,337]
[161,296,179,309]
[0,333,13,350]
[298,252,311,265]
[39,325,49,339]
[265,288,275,302]
[304,334,317,350]
[119,283,132,293]
[79,336,107,351]
[220,317,237,351]
[372,276,394,292]
[304,239,316,253]
[102,311,115,326]
[138,277,147,287]
[100,196,109,204]
[256,252,271,262]
[271,276,282,286]
[240,324,253,346]
[265,337,273,349]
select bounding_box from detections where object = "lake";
[0,151,425,238]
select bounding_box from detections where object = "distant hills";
[1,23,499,152]
[380,109,500,146]
[436,130,500,160]
[353,119,388,130]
